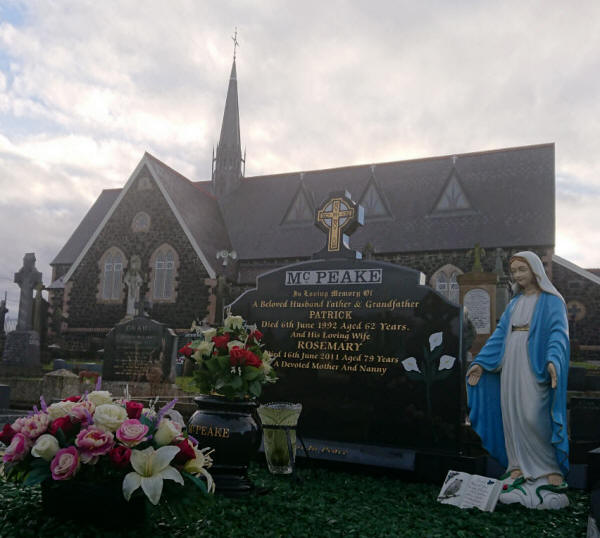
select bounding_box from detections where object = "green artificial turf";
[0,463,590,537]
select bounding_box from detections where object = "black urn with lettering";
[188,395,261,496]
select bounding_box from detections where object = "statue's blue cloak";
[466,292,570,477]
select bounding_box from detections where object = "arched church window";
[430,264,464,304]
[131,212,151,233]
[150,245,179,302]
[98,247,125,301]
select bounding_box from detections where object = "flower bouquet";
[0,383,214,519]
[181,315,277,400]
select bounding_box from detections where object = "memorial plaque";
[102,316,177,383]
[463,289,491,334]
[231,258,464,457]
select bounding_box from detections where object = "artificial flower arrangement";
[0,382,214,507]
[179,314,277,400]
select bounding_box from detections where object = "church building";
[47,56,600,359]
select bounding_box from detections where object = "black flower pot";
[188,395,261,496]
[41,478,146,527]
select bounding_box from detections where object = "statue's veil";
[510,251,564,303]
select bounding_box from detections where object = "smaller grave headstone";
[0,384,10,409]
[102,316,177,383]
[1,253,43,376]
[570,398,600,442]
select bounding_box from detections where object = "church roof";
[53,143,555,276]
[51,188,121,265]
[220,143,555,260]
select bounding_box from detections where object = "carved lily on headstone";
[401,331,456,422]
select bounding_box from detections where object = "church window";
[433,172,472,213]
[99,247,125,301]
[131,212,151,233]
[150,245,179,301]
[430,264,463,304]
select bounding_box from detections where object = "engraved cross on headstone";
[314,191,364,259]
[14,253,43,331]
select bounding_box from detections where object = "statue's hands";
[467,364,483,386]
[547,362,557,389]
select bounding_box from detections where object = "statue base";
[0,330,42,376]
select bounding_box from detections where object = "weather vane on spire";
[232,27,239,60]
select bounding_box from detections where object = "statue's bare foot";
[510,469,523,479]
[547,473,563,486]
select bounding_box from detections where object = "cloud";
[1,0,600,314]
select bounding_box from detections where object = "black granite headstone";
[102,316,177,383]
[570,398,600,442]
[231,258,464,462]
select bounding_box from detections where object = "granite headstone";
[231,191,464,468]
[102,316,177,383]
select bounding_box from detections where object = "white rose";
[224,315,243,330]
[47,401,77,421]
[226,340,245,351]
[154,418,182,446]
[93,404,128,432]
[87,390,113,407]
[193,340,214,359]
[202,328,217,340]
[31,434,60,461]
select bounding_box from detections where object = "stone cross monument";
[1,253,43,375]
[15,253,43,330]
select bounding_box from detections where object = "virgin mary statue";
[466,251,570,510]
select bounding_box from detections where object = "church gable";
[62,158,213,330]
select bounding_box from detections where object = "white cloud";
[1,0,600,314]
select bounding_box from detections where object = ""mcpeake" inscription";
[285,269,382,286]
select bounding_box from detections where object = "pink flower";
[0,423,16,445]
[11,414,50,440]
[2,433,31,463]
[75,426,115,464]
[115,419,149,447]
[50,446,80,480]
[69,401,95,423]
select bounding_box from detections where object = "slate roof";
[51,188,121,265]
[220,143,555,260]
[53,143,555,274]
[144,154,232,272]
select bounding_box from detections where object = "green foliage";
[0,464,590,537]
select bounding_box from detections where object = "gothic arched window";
[98,247,125,302]
[150,245,179,302]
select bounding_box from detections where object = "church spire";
[213,31,243,198]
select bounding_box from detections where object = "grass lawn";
[0,463,590,537]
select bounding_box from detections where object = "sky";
[0,0,599,316]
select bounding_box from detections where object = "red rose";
[49,416,76,436]
[178,343,193,357]
[229,347,262,368]
[212,334,230,350]
[125,401,144,420]
[173,439,196,465]
[250,330,263,342]
[109,445,132,469]
[229,346,245,366]
[62,396,81,402]
[0,423,16,445]
[243,350,262,368]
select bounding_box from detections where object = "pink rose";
[50,446,80,480]
[115,419,149,447]
[75,426,115,464]
[69,401,95,423]
[2,433,31,463]
[10,414,50,440]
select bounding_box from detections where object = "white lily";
[122,445,183,505]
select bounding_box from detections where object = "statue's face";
[510,259,535,291]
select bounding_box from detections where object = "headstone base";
[0,331,42,376]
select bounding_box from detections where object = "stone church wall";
[61,168,211,348]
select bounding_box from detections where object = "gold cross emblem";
[317,197,356,251]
